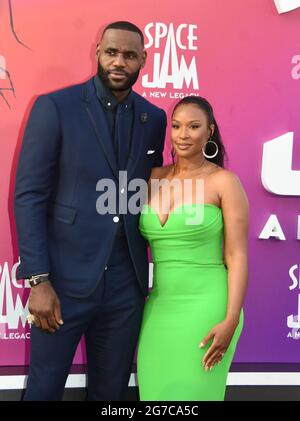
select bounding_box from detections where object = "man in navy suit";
[14,21,166,401]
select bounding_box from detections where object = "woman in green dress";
[137,96,248,401]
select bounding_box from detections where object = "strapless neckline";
[142,203,221,228]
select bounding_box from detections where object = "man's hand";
[28,282,64,333]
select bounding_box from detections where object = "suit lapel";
[82,81,148,182]
[115,109,130,171]
[126,95,147,180]
[82,79,118,179]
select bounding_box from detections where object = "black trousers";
[24,229,145,401]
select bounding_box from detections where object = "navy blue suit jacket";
[14,77,166,298]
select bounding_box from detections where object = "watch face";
[29,279,37,287]
[29,276,49,287]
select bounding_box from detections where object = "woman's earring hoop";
[202,139,219,159]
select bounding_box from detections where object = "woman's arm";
[200,170,249,370]
[221,170,249,324]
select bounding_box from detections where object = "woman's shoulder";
[209,167,242,186]
[149,165,173,180]
[212,168,248,206]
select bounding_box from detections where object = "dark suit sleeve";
[14,95,61,279]
[153,109,167,167]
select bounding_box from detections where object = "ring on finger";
[26,313,35,325]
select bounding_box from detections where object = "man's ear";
[141,50,147,68]
[96,43,101,57]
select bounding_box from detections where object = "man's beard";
[97,62,141,91]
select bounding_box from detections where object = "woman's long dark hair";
[172,96,226,167]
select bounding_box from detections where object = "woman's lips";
[175,143,192,150]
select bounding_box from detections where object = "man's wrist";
[28,274,50,287]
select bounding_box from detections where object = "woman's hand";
[199,318,239,371]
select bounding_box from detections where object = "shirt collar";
[93,74,133,111]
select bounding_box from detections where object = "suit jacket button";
[113,216,119,223]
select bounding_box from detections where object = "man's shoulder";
[132,91,166,119]
[41,78,91,103]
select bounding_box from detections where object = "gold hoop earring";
[202,138,218,159]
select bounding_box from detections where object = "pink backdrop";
[1,0,300,365]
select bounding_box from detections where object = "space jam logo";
[287,264,300,340]
[0,55,6,79]
[142,23,199,96]
[0,54,15,109]
[274,0,300,13]
[0,260,30,338]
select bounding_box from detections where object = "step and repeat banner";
[0,0,300,365]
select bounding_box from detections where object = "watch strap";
[28,274,50,287]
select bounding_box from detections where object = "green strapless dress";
[137,204,244,401]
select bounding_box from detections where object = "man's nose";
[113,53,126,67]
